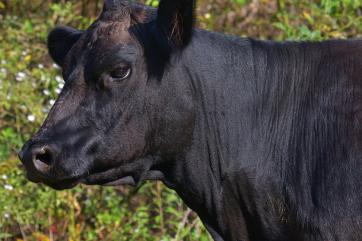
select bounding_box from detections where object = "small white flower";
[58,82,64,89]
[38,64,44,69]
[55,75,63,83]
[27,115,36,122]
[0,68,7,74]
[4,184,13,191]
[16,72,26,81]
[49,99,55,106]
[6,95,10,100]
[1,60,6,65]
[53,63,60,69]
[22,50,29,56]
[4,213,10,219]
[43,89,50,96]
[2,175,7,180]
[55,88,61,94]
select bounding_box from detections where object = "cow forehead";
[82,3,155,51]
[86,21,131,47]
[62,4,155,75]
[82,21,134,57]
[59,23,131,79]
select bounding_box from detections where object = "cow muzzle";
[18,140,82,190]
[19,142,58,175]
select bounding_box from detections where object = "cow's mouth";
[23,156,159,190]
[25,171,82,190]
[25,167,136,190]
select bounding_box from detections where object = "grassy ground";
[1,0,362,240]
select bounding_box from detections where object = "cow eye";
[110,66,131,81]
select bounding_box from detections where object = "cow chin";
[81,156,159,187]
[83,173,137,187]
[24,163,134,190]
[25,170,83,190]
[43,179,80,190]
[25,162,138,190]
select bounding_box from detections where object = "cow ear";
[155,0,195,53]
[47,26,83,66]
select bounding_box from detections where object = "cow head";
[19,0,196,190]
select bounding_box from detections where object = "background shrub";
[0,0,361,240]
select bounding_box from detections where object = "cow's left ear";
[155,0,195,52]
[47,26,83,66]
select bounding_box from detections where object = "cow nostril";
[33,146,54,173]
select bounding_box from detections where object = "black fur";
[47,26,83,66]
[20,1,362,240]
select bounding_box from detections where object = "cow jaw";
[82,156,160,187]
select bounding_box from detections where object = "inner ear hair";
[156,0,196,50]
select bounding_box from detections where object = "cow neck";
[157,30,256,237]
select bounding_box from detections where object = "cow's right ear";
[47,26,83,66]
[154,0,195,54]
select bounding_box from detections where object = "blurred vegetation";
[0,0,362,240]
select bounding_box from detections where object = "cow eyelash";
[109,66,132,81]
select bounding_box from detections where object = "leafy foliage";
[1,0,362,240]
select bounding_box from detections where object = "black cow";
[19,0,362,240]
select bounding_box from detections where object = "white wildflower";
[49,99,55,106]
[55,75,63,83]
[43,89,50,96]
[1,60,6,65]
[58,82,64,89]
[38,64,44,69]
[53,63,60,69]
[4,184,13,191]
[2,175,7,180]
[0,68,7,75]
[55,88,61,94]
[27,115,36,122]
[4,213,10,219]
[16,72,26,82]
